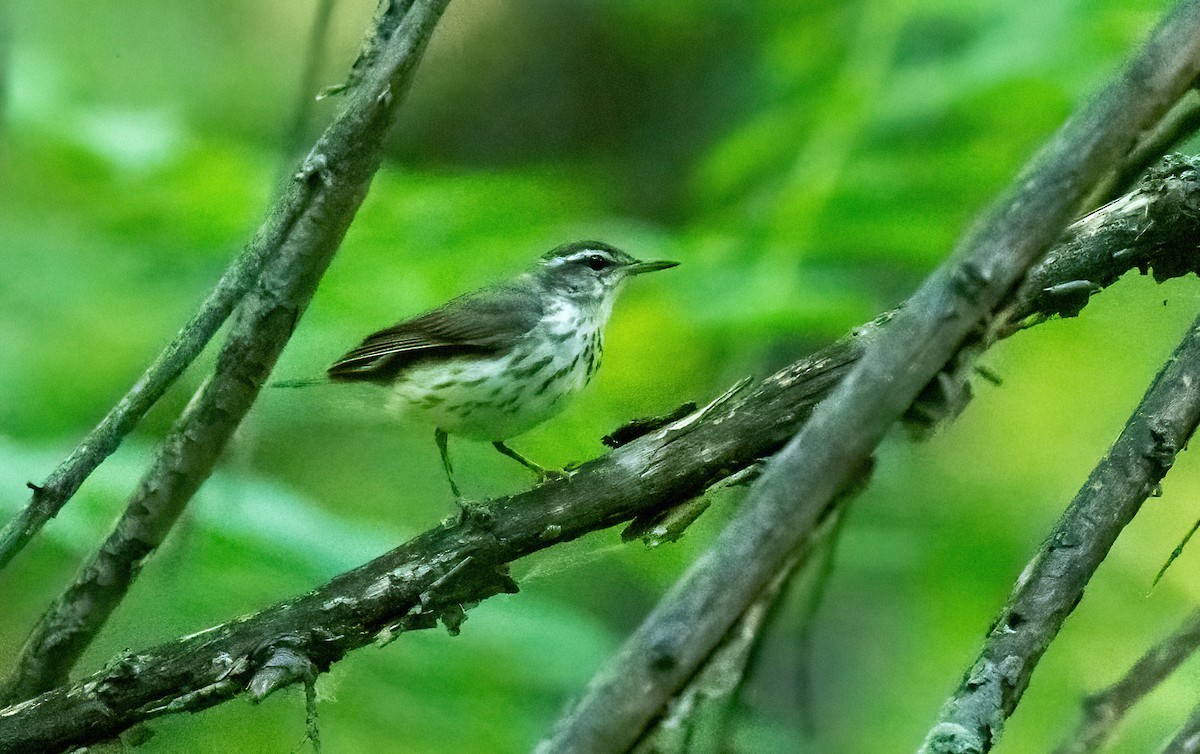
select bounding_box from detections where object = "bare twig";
[0,159,1195,752]
[630,554,807,754]
[535,3,1200,752]
[789,498,851,734]
[303,675,322,754]
[0,245,275,573]
[631,499,855,754]
[1153,517,1200,588]
[919,319,1200,754]
[1054,608,1200,754]
[0,0,452,706]
[280,0,339,170]
[0,0,378,575]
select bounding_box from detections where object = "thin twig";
[0,160,1195,752]
[632,501,855,754]
[0,0,358,575]
[919,319,1200,754]
[0,170,270,573]
[303,674,322,754]
[535,3,1200,752]
[790,497,851,734]
[1153,517,1200,588]
[0,0,452,706]
[1054,607,1200,754]
[280,0,339,173]
[630,556,804,754]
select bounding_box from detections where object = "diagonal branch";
[1082,88,1200,212]
[280,0,340,171]
[1054,607,1200,754]
[631,500,856,754]
[1002,155,1200,328]
[1161,703,1200,754]
[0,0,451,706]
[0,0,406,574]
[1,151,1199,754]
[0,240,267,571]
[630,549,811,754]
[534,3,1200,752]
[918,316,1200,754]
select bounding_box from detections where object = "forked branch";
[1054,607,1200,754]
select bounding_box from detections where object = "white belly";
[387,323,602,441]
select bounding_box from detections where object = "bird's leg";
[435,428,463,501]
[491,441,565,484]
[439,429,493,525]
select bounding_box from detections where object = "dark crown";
[540,240,636,268]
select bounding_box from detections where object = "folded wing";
[327,282,542,382]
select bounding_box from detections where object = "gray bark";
[535,2,1200,751]
[0,0,451,706]
[2,151,1200,754]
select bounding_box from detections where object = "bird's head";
[534,241,678,308]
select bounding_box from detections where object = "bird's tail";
[270,377,331,388]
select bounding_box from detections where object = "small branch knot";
[1146,423,1179,474]
[249,647,319,703]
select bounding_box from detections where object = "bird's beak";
[626,259,680,275]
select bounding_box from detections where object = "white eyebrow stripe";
[566,250,610,262]
[545,249,614,267]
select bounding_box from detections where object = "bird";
[317,240,678,501]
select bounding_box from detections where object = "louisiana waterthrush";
[321,241,678,500]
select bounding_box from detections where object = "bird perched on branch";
[293,241,678,502]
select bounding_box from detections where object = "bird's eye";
[584,254,609,271]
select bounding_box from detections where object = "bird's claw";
[535,468,572,486]
[455,499,494,527]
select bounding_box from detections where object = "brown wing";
[327,281,543,382]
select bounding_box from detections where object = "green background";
[4,0,1200,751]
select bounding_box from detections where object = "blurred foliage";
[4,0,1200,752]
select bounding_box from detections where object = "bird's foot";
[455,498,494,527]
[534,467,573,486]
